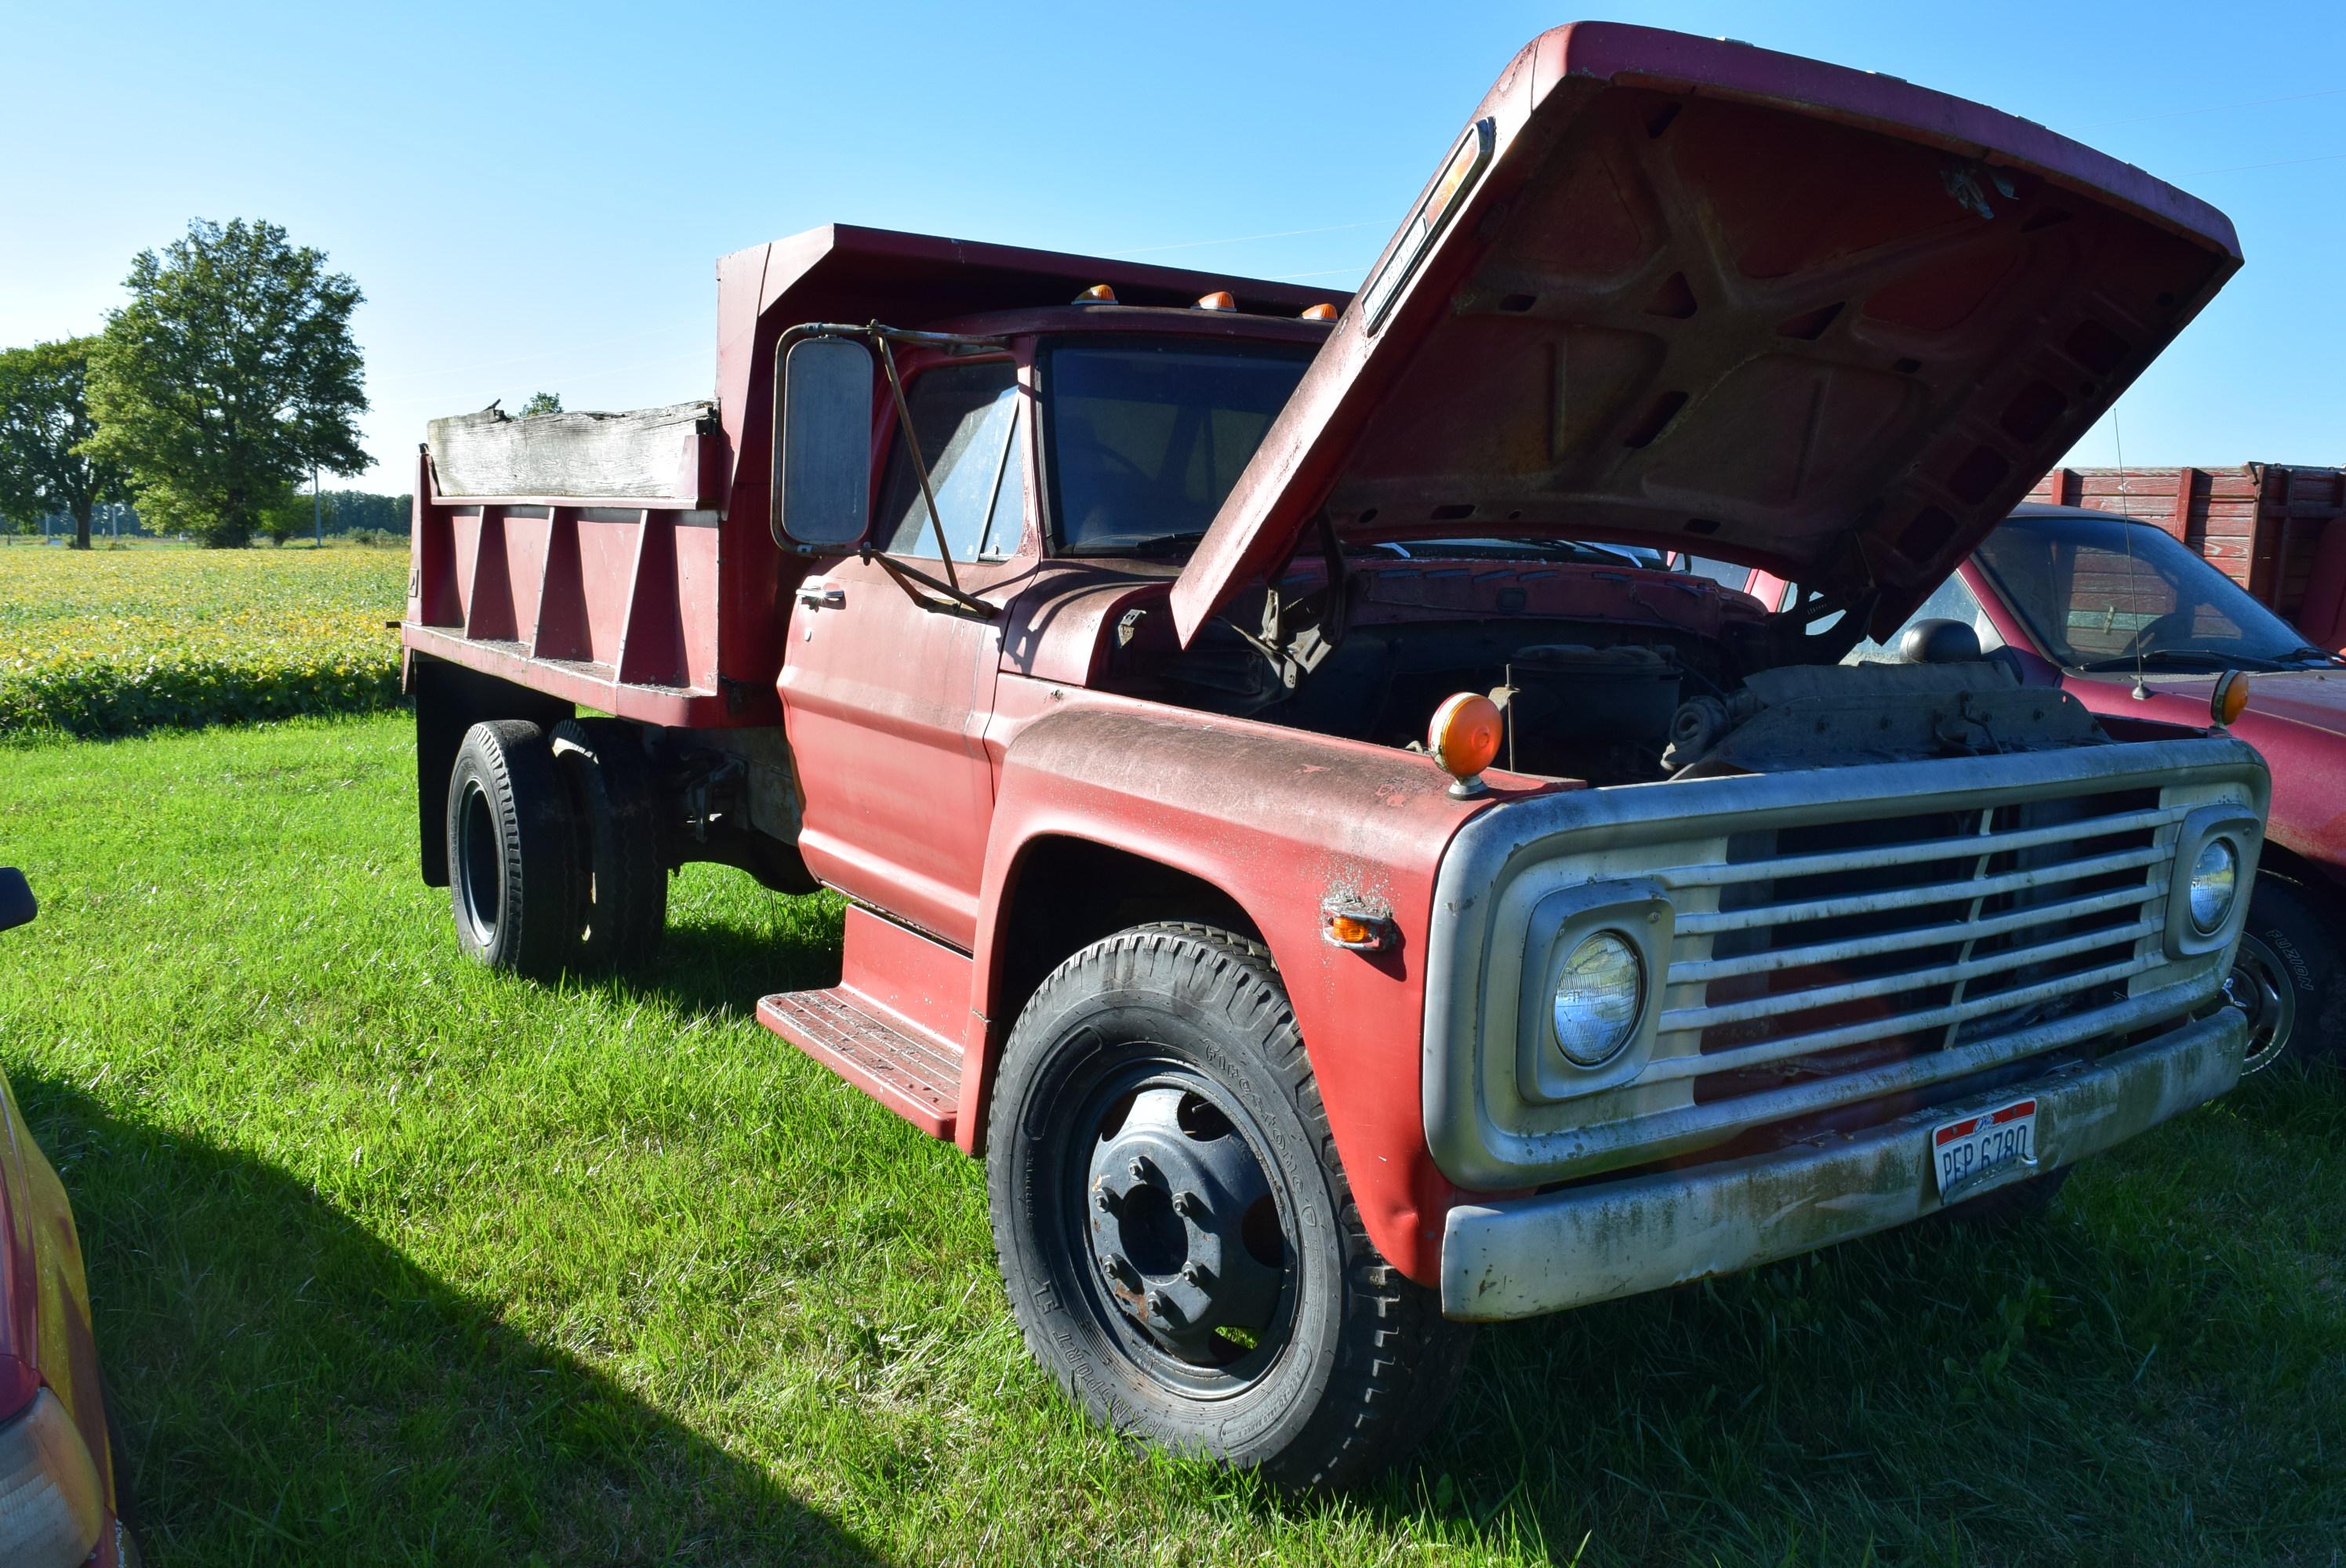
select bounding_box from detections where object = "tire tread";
[447,719,577,980]
[989,920,1471,1487]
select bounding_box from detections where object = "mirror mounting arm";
[873,333,964,599]
[862,546,997,620]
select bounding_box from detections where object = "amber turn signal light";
[1429,691,1502,797]
[1074,283,1117,303]
[1299,302,1338,321]
[1195,290,1237,311]
[1320,900,1398,953]
[2212,669,2251,728]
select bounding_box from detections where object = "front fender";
[964,693,1542,1284]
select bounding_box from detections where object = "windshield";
[1043,340,1314,554]
[1975,511,2326,670]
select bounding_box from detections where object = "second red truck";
[402,25,2269,1482]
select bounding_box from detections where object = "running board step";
[757,989,963,1138]
[754,904,971,1141]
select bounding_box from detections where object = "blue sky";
[4,0,2339,489]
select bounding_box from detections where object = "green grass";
[1,712,2341,1564]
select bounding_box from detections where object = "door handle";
[797,581,844,609]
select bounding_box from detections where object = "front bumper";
[1438,1007,2242,1321]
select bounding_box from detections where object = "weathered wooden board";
[427,401,718,501]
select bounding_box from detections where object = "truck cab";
[402,23,2268,1484]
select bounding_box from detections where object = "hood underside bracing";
[1170,23,2242,648]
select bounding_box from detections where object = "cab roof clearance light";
[1299,303,1339,321]
[1194,290,1237,311]
[1356,116,1495,335]
[1073,284,1117,304]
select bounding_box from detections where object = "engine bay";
[1100,558,2112,785]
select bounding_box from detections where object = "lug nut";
[1128,1157,1149,1183]
[1146,1290,1167,1314]
[1092,1185,1115,1213]
[1103,1256,1135,1287]
[1171,1189,1203,1219]
[1180,1261,1208,1287]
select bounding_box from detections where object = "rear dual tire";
[448,720,579,979]
[445,719,666,978]
[551,718,670,967]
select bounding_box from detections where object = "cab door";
[780,354,1033,949]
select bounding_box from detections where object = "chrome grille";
[1653,788,2176,1105]
[1421,736,2264,1192]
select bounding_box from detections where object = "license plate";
[1931,1098,2038,1200]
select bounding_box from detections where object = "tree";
[518,391,562,417]
[86,219,368,548]
[256,485,307,546]
[0,338,126,550]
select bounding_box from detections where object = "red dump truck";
[402,24,2269,1482]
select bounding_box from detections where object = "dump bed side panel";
[403,429,781,726]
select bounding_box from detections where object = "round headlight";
[1552,931,1644,1067]
[2188,837,2239,934]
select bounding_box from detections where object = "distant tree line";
[257,488,415,543]
[6,488,415,544]
[0,218,369,549]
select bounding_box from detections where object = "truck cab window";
[1674,555,1758,590]
[878,361,1024,562]
[1044,341,1313,554]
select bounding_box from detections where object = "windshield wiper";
[2079,648,2293,673]
[2278,644,2344,666]
[1115,531,1211,556]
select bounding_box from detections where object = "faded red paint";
[398,24,2252,1298]
[1171,22,2240,648]
[958,693,1570,1279]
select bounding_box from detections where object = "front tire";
[446,720,579,980]
[986,924,1472,1487]
[2230,872,2344,1072]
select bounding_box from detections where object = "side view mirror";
[772,336,875,554]
[1899,618,1982,665]
[0,868,36,935]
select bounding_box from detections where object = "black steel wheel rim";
[1053,1047,1299,1401]
[2228,930,2297,1074]
[456,779,502,945]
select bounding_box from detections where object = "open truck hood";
[1170,23,2242,646]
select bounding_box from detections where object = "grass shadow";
[13,1070,888,1567]
[590,879,847,1025]
[1285,1086,2344,1564]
